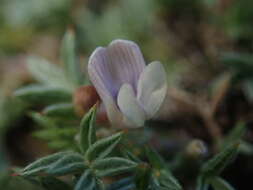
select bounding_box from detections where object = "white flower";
[88,39,167,128]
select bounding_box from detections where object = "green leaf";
[27,56,75,91]
[33,127,77,140]
[145,147,182,190]
[196,175,209,190]
[4,176,45,190]
[61,30,82,85]
[106,177,135,190]
[85,132,123,162]
[47,153,85,176]
[222,122,246,148]
[92,157,137,177]
[244,80,253,101]
[80,106,97,154]
[30,112,56,128]
[74,170,98,190]
[134,163,151,190]
[43,103,75,118]
[157,170,182,190]
[22,151,72,176]
[221,52,253,71]
[145,147,166,170]
[39,176,72,190]
[209,177,235,190]
[48,140,74,150]
[14,85,71,105]
[201,143,240,177]
[121,149,142,163]
[239,141,253,155]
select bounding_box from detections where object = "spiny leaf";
[14,85,71,105]
[92,157,137,177]
[27,56,75,91]
[201,143,240,177]
[22,151,72,176]
[74,169,98,190]
[80,106,97,154]
[61,30,82,85]
[43,103,75,118]
[47,153,85,176]
[209,177,235,190]
[85,132,123,162]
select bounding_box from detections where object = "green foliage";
[61,29,83,85]
[222,122,246,149]
[84,132,123,162]
[224,0,253,40]
[74,169,99,190]
[221,52,253,101]
[145,147,183,190]
[22,151,74,176]
[134,163,151,190]
[43,103,75,118]
[196,142,240,190]
[20,104,194,189]
[2,176,45,190]
[27,56,76,92]
[201,143,239,177]
[79,106,97,153]
[107,177,135,190]
[2,0,253,189]
[30,112,77,150]
[13,30,85,151]
[209,177,235,190]
[14,85,72,105]
[38,176,72,190]
[11,26,246,189]
[221,52,253,81]
[92,157,137,177]
[20,108,137,190]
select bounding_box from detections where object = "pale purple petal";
[107,40,146,93]
[117,84,146,127]
[137,61,167,118]
[88,47,115,100]
[88,40,146,127]
[88,39,146,101]
[88,47,123,126]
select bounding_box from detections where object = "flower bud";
[73,85,100,116]
[185,139,208,158]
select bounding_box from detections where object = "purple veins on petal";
[88,39,167,127]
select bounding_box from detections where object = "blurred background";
[1,0,253,189]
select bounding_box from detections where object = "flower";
[88,39,167,128]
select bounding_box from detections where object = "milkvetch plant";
[18,106,182,190]
[17,105,242,190]
[12,30,244,190]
